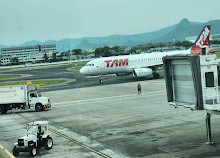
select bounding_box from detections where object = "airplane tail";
[190,25,211,55]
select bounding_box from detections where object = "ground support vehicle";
[13,121,53,157]
[0,84,51,114]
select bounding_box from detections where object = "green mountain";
[1,18,220,53]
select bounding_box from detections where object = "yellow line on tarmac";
[15,113,111,158]
[0,145,16,158]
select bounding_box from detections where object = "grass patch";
[72,66,83,70]
[62,61,88,67]
[31,80,65,85]
[62,64,77,67]
[0,80,65,86]
[77,61,88,66]
[215,53,220,58]
[0,74,21,80]
[157,68,164,72]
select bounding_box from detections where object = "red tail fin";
[191,25,211,55]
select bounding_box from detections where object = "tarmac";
[1,79,220,158]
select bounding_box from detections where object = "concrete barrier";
[0,145,15,158]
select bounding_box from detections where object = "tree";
[11,57,19,65]
[155,43,166,48]
[43,53,49,62]
[210,40,220,44]
[94,47,102,57]
[64,51,71,60]
[181,41,193,48]
[102,46,111,57]
[57,53,64,61]
[111,46,126,55]
[72,49,82,55]
[174,41,193,48]
[52,53,57,62]
[130,46,139,53]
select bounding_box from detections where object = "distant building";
[186,34,220,42]
[0,54,12,65]
[0,44,56,65]
[211,34,220,41]
[185,36,197,43]
[85,53,95,59]
[149,46,185,53]
[186,34,220,49]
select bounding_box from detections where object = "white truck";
[0,84,51,114]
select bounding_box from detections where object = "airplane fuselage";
[80,50,189,76]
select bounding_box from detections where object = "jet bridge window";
[205,72,214,87]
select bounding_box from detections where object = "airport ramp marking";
[16,113,112,158]
[0,145,16,158]
[52,90,166,107]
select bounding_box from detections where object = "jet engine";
[133,68,153,77]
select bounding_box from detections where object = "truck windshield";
[30,93,37,98]
[27,125,37,136]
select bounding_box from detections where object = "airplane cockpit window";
[85,63,95,66]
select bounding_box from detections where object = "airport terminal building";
[0,44,56,65]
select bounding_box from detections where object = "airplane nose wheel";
[99,76,103,84]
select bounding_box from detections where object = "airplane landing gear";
[99,76,103,84]
[153,72,160,79]
[151,67,160,79]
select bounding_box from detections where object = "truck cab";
[0,84,51,114]
[28,90,51,112]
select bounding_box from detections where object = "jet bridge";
[163,48,220,144]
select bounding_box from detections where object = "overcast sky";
[0,0,219,46]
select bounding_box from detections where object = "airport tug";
[13,121,53,157]
[163,47,220,144]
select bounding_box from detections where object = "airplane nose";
[80,67,87,74]
[80,67,85,74]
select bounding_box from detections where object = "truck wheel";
[0,106,3,114]
[2,107,7,114]
[13,146,19,157]
[45,137,53,150]
[35,104,42,112]
[30,146,37,157]
[0,106,7,114]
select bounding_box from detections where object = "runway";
[0,65,160,92]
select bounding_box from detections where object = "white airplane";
[80,25,211,82]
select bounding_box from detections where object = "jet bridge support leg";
[206,112,213,145]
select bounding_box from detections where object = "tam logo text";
[196,27,210,48]
[105,58,128,67]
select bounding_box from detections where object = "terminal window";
[205,72,214,87]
